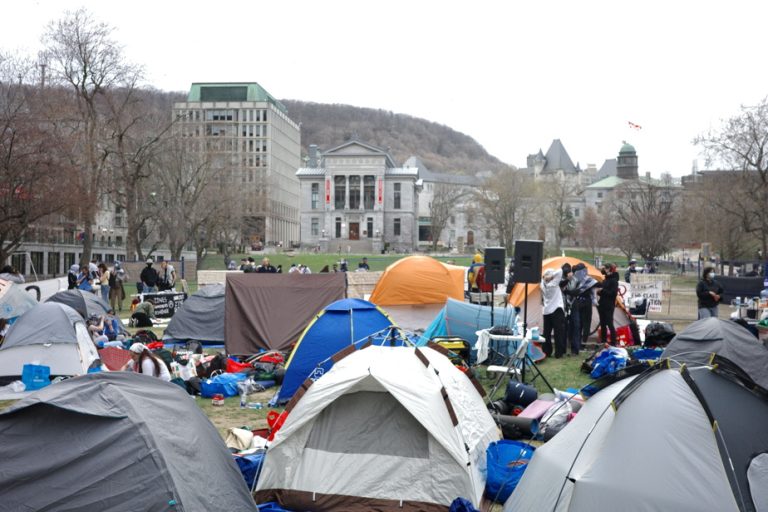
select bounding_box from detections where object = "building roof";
[186,82,288,113]
[586,176,626,189]
[596,158,617,180]
[543,139,578,173]
[385,168,419,177]
[296,168,327,177]
[323,140,398,168]
[620,142,637,154]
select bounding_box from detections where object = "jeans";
[698,306,718,319]
[100,284,110,304]
[143,285,157,294]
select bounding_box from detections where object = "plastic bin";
[22,364,50,391]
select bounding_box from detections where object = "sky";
[2,0,767,177]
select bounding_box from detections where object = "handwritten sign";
[631,280,663,313]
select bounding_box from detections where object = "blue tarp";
[422,298,517,345]
[275,299,394,403]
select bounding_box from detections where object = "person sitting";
[103,309,124,342]
[76,265,93,292]
[256,257,277,273]
[121,342,171,381]
[358,257,370,271]
[131,298,155,327]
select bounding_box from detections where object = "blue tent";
[275,298,395,403]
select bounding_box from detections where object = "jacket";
[696,278,724,308]
[597,271,619,309]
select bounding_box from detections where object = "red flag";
[628,121,642,130]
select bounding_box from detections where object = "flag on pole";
[628,121,642,130]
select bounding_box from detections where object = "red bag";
[146,341,164,350]
[226,358,253,373]
[267,410,288,441]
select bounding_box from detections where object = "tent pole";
[522,283,528,382]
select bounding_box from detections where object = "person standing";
[358,257,370,271]
[256,257,277,273]
[696,266,724,319]
[67,264,80,290]
[109,262,128,312]
[540,268,566,358]
[624,259,638,283]
[158,260,176,291]
[560,263,581,356]
[570,263,598,349]
[140,259,159,294]
[596,263,619,346]
[97,263,110,304]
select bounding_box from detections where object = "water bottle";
[239,394,246,408]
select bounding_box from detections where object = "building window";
[394,183,401,209]
[394,218,401,236]
[349,176,361,209]
[334,176,346,210]
[574,208,580,217]
[64,252,75,269]
[363,175,375,209]
[116,236,123,246]
[311,218,319,236]
[367,218,373,238]
[47,252,60,277]
[597,192,603,198]
[311,183,319,210]
[335,217,342,238]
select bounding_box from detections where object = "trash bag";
[450,497,481,512]
[485,440,536,503]
[539,401,572,439]
[644,322,676,347]
[201,372,248,398]
[590,347,629,379]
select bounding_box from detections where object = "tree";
[0,54,79,264]
[473,168,536,252]
[537,175,578,253]
[695,97,768,262]
[43,8,142,264]
[578,207,607,258]
[610,180,678,261]
[429,183,467,251]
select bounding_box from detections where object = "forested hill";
[280,100,509,174]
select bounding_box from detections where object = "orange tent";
[369,255,465,306]
[507,256,602,307]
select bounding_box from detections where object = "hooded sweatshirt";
[541,268,564,315]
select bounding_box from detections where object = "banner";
[377,177,383,205]
[631,280,663,313]
[144,291,187,318]
[325,178,331,205]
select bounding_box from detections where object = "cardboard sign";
[631,280,663,313]
[145,292,186,318]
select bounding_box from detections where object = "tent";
[46,289,110,320]
[369,256,466,331]
[0,372,257,511]
[225,273,347,354]
[0,302,100,378]
[164,283,225,343]
[421,298,544,363]
[662,317,768,389]
[255,344,499,511]
[0,278,37,320]
[505,361,768,512]
[275,298,395,404]
[507,256,633,339]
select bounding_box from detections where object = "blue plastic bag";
[590,347,628,378]
[22,364,50,391]
[234,452,265,489]
[450,497,480,512]
[200,372,247,398]
[485,440,536,503]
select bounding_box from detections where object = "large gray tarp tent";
[662,317,768,389]
[0,278,37,320]
[226,273,346,354]
[0,372,257,512]
[505,362,768,512]
[165,283,225,343]
[46,289,110,319]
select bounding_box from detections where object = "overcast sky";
[2,0,766,176]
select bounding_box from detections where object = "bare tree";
[473,168,536,252]
[0,55,79,263]
[578,207,607,258]
[610,180,678,261]
[695,97,768,261]
[43,8,142,264]
[429,183,467,251]
[537,175,578,253]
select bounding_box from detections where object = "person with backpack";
[121,343,171,381]
[109,262,127,312]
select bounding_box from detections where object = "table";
[135,291,187,318]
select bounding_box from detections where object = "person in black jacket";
[696,266,723,319]
[67,264,79,290]
[140,259,159,294]
[596,263,619,346]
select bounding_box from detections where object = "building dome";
[619,142,636,154]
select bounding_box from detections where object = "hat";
[146,258,153,264]
[129,342,147,354]
[629,259,637,264]
[114,261,121,268]
[70,264,80,273]
[572,263,586,272]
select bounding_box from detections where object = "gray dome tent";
[164,283,225,343]
[0,372,257,511]
[505,360,768,512]
[46,289,110,320]
[0,302,99,378]
[662,317,768,389]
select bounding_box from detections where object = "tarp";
[256,345,499,510]
[0,372,257,511]
[165,283,225,343]
[0,278,37,320]
[505,363,768,512]
[369,255,465,306]
[422,298,517,346]
[225,273,347,354]
[662,317,768,389]
[0,302,100,377]
[46,289,110,320]
[276,298,395,403]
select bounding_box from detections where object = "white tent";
[0,302,100,377]
[255,344,499,511]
